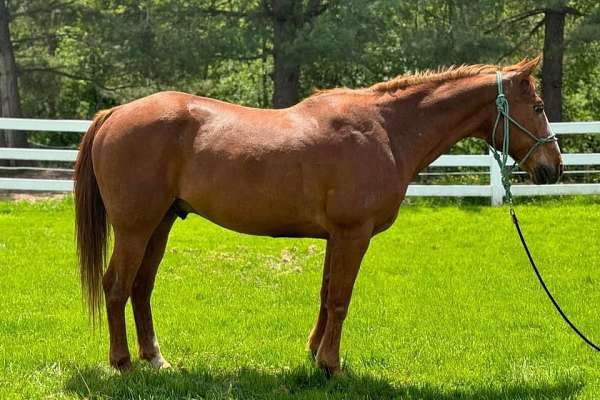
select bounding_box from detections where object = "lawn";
[1,196,600,399]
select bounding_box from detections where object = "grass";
[1,196,600,399]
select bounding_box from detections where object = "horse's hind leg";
[307,240,332,357]
[132,208,177,369]
[103,228,152,371]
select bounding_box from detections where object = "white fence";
[1,118,600,205]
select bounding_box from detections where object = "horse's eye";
[533,103,544,113]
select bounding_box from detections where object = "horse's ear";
[517,54,542,77]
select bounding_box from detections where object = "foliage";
[5,0,600,150]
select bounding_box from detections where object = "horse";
[74,56,562,375]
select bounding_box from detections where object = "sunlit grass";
[1,196,600,399]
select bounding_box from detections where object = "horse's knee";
[328,304,348,321]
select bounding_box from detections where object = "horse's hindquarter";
[179,97,401,237]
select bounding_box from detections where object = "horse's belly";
[204,212,327,238]
[178,160,328,238]
[185,195,327,238]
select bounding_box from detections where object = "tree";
[167,0,332,108]
[486,1,591,121]
[541,1,584,121]
[270,0,302,107]
[269,0,330,107]
[0,0,27,148]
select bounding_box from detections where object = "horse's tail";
[74,108,116,323]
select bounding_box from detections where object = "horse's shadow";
[64,361,584,400]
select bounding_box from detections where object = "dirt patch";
[0,191,68,202]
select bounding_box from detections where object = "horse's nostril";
[543,167,552,184]
[533,167,545,184]
[534,165,560,185]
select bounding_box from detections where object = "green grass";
[1,196,600,399]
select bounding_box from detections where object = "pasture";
[1,196,600,399]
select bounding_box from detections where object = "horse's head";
[487,56,563,184]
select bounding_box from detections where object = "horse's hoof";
[111,356,133,373]
[315,357,341,377]
[319,363,341,378]
[150,356,172,370]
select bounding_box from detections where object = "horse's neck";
[377,78,495,181]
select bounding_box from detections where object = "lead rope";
[492,71,600,352]
[510,209,600,352]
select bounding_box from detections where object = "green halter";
[489,71,558,204]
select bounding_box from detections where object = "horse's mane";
[370,64,499,92]
[311,57,539,97]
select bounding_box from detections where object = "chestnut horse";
[74,57,562,375]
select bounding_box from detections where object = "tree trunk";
[0,112,5,146]
[270,0,301,108]
[541,4,566,122]
[0,0,26,147]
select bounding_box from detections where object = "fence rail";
[1,118,600,205]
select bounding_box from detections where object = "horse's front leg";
[315,223,372,376]
[307,240,331,357]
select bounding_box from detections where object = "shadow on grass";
[63,361,585,400]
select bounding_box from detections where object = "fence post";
[489,150,503,206]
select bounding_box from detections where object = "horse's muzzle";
[532,163,563,184]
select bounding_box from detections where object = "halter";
[489,71,558,204]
